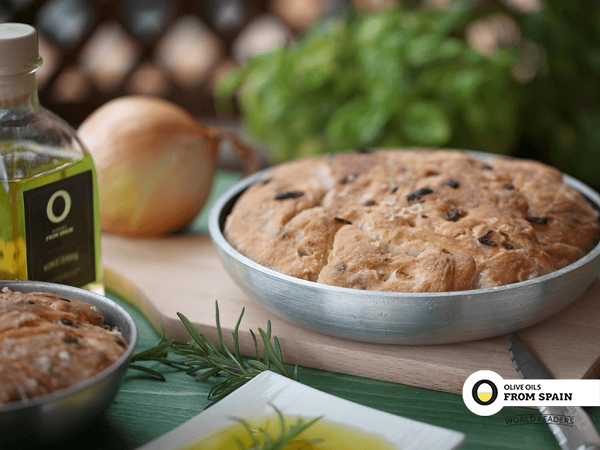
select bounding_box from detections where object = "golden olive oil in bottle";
[0,23,102,293]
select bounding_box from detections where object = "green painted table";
[41,295,600,450]
[41,171,600,450]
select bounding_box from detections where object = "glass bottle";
[0,23,102,293]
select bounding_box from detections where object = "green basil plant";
[217,4,518,163]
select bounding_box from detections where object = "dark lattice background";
[1,0,352,127]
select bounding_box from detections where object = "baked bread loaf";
[0,288,127,405]
[225,149,599,292]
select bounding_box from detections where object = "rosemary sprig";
[128,301,299,402]
[128,326,183,381]
[233,405,323,450]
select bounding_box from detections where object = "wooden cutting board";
[102,233,600,395]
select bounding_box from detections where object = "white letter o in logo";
[47,190,72,223]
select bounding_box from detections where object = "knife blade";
[508,332,600,450]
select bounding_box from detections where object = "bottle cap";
[0,23,41,75]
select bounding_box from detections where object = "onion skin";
[78,96,219,237]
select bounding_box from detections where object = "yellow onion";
[78,95,255,237]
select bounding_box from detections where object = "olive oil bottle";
[0,23,102,293]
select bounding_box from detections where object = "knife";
[508,332,600,450]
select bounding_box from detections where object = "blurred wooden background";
[1,0,350,126]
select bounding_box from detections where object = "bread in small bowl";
[0,288,128,405]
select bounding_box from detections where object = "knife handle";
[538,405,600,450]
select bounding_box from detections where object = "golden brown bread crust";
[225,150,600,292]
[0,289,127,405]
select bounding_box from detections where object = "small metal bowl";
[0,280,138,445]
[208,153,600,345]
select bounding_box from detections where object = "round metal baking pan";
[208,152,600,345]
[0,281,138,445]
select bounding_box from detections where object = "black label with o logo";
[23,171,96,287]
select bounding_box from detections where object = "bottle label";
[23,171,96,287]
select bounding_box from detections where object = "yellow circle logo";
[472,380,498,405]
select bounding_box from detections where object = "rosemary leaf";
[258,329,292,379]
[194,367,221,382]
[234,437,246,450]
[247,360,270,372]
[215,301,244,370]
[177,312,208,349]
[273,336,283,361]
[233,306,245,363]
[210,378,251,402]
[129,339,174,360]
[128,364,167,381]
[238,418,261,448]
[266,321,272,339]
[262,325,271,368]
[250,329,260,360]
[276,408,286,436]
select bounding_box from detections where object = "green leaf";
[292,37,339,90]
[250,329,260,360]
[402,101,452,146]
[368,79,405,117]
[215,67,245,99]
[428,2,470,35]
[326,98,387,148]
[247,360,270,371]
[444,68,486,101]
[232,306,245,363]
[355,13,399,47]
[436,38,462,61]
[129,338,175,361]
[303,17,346,41]
[358,45,404,90]
[194,367,221,382]
[177,313,209,350]
[405,34,442,66]
[128,364,166,381]
[258,328,292,378]
[215,301,241,368]
[261,85,290,125]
